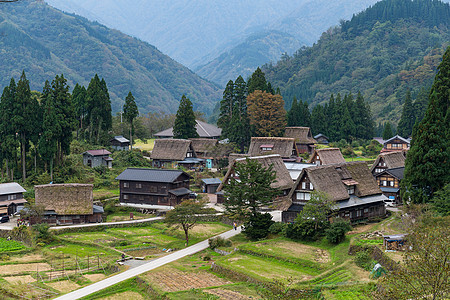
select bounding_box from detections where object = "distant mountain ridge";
[45,0,384,85]
[263,0,450,123]
[0,1,221,115]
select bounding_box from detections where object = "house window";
[149,186,157,193]
[136,183,142,189]
[356,210,362,217]
[296,192,311,201]
[261,147,273,151]
[186,152,193,157]
[7,194,16,200]
[382,180,387,186]
[123,182,129,188]
[364,208,369,213]
[390,181,394,187]
[348,186,355,195]
[310,183,313,190]
[301,182,306,189]
[123,194,128,200]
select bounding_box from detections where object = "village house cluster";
[0,120,409,226]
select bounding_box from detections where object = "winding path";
[53,226,242,300]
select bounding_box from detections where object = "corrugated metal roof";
[380,187,400,193]
[93,205,104,213]
[116,168,190,183]
[84,149,112,156]
[112,136,130,143]
[0,183,26,196]
[154,120,222,138]
[168,187,191,196]
[201,178,222,185]
[335,194,386,210]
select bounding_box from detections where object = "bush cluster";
[242,213,274,240]
[325,220,352,244]
[208,236,231,249]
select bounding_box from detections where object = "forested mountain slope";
[0,1,221,114]
[263,0,450,123]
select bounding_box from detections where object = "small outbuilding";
[383,234,407,251]
[201,178,222,194]
[285,127,317,154]
[314,134,330,145]
[110,136,130,151]
[83,149,113,168]
[307,148,346,166]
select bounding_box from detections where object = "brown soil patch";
[206,288,252,300]
[347,223,375,235]
[83,273,106,282]
[99,291,144,300]
[269,241,330,263]
[10,254,44,263]
[0,262,51,275]
[3,275,36,284]
[188,224,223,234]
[46,280,80,293]
[144,269,231,292]
[314,249,330,263]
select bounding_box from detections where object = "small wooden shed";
[201,178,222,194]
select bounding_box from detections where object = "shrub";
[325,220,352,244]
[208,236,231,249]
[285,219,320,241]
[242,213,274,240]
[268,222,286,235]
[203,255,211,261]
[32,224,53,244]
[355,250,376,271]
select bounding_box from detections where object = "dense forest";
[0,1,221,115]
[263,0,450,124]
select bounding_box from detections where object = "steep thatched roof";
[370,152,406,172]
[288,161,382,202]
[35,184,93,215]
[218,154,293,192]
[190,138,218,155]
[285,127,317,144]
[248,137,297,158]
[151,139,193,160]
[307,148,345,165]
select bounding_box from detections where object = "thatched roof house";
[371,152,406,175]
[285,127,317,154]
[154,120,222,139]
[248,137,299,160]
[190,138,218,157]
[34,184,102,225]
[217,154,294,193]
[151,139,196,168]
[307,148,346,165]
[282,161,386,223]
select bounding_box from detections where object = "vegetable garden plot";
[0,238,26,253]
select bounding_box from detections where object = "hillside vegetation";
[0,1,221,115]
[264,0,450,123]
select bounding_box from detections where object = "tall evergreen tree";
[72,83,87,138]
[229,76,250,151]
[173,95,198,139]
[402,46,450,203]
[247,67,268,94]
[287,97,299,126]
[86,74,112,144]
[311,104,327,135]
[382,122,393,140]
[217,80,234,138]
[397,90,415,137]
[14,71,34,182]
[123,91,139,149]
[353,92,374,139]
[298,100,311,127]
[413,87,429,124]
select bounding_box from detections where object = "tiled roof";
[84,149,112,156]
[0,182,26,196]
[111,136,130,143]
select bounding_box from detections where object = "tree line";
[0,72,139,182]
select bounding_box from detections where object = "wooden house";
[83,149,113,168]
[110,136,130,151]
[154,120,222,139]
[307,148,346,166]
[116,168,192,208]
[151,139,196,168]
[370,152,406,175]
[374,167,404,205]
[34,184,103,225]
[217,154,294,200]
[0,182,27,216]
[282,161,387,223]
[314,134,330,145]
[382,135,410,153]
[284,127,317,154]
[247,137,299,161]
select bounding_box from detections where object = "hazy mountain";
[263,0,450,123]
[45,0,383,85]
[0,0,221,115]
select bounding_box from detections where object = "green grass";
[302,266,353,286]
[353,239,383,246]
[324,284,376,299]
[216,252,321,282]
[79,277,154,299]
[133,138,155,151]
